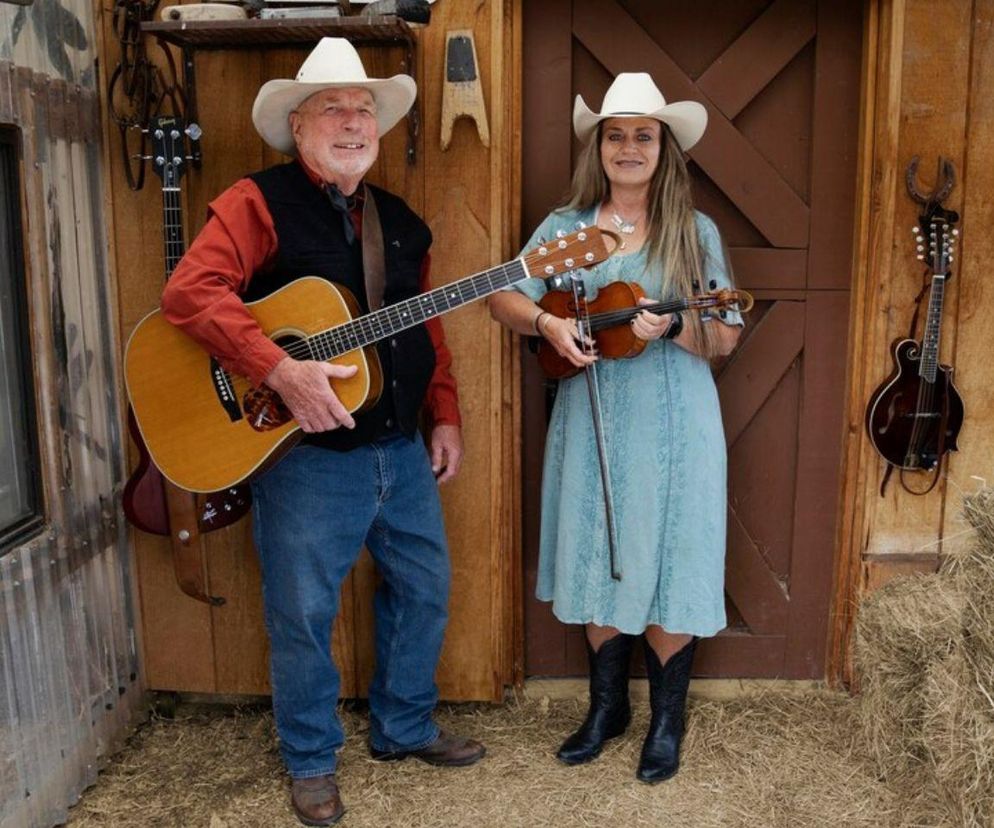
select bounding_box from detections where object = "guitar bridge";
[210,357,243,422]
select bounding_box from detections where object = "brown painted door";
[521,0,861,679]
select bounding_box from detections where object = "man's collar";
[297,158,365,205]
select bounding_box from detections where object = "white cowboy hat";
[252,37,416,155]
[572,72,707,151]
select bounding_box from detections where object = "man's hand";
[429,423,463,483]
[264,356,358,433]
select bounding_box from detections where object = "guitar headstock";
[522,226,618,279]
[148,115,200,188]
[913,202,959,277]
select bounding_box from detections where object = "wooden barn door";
[521,0,862,679]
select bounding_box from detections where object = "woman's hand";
[540,314,598,368]
[632,297,675,341]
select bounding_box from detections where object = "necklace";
[610,211,639,249]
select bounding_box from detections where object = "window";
[0,129,42,551]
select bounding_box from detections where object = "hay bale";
[920,650,994,828]
[943,489,994,688]
[855,487,994,828]
[854,572,965,780]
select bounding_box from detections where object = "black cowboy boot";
[637,636,696,783]
[557,633,634,765]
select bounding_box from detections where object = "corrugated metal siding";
[0,2,144,827]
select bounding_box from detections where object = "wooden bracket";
[440,29,489,150]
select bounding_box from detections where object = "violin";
[536,280,753,379]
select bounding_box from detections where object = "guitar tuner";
[555,229,566,239]
[131,154,153,161]
[185,123,203,141]
[170,130,181,140]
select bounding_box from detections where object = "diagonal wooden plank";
[717,299,805,446]
[729,247,808,290]
[696,0,816,120]
[573,0,810,248]
[725,507,789,635]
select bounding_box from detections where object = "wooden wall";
[0,4,145,826]
[831,0,994,685]
[100,1,521,701]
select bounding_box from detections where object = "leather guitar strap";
[362,185,386,312]
[165,485,225,606]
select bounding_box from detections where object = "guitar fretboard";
[303,258,529,360]
[919,273,945,384]
[163,183,184,278]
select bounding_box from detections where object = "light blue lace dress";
[515,208,742,636]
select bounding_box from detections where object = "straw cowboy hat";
[252,37,416,155]
[573,72,707,151]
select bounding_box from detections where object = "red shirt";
[161,169,461,428]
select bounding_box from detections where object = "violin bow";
[565,242,622,581]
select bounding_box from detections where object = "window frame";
[0,128,44,553]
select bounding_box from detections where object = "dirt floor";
[64,689,933,828]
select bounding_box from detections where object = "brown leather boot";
[369,730,486,766]
[290,774,345,826]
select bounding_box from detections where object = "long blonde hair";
[562,122,725,359]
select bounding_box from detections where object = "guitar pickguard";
[243,386,294,432]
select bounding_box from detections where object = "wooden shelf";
[141,15,415,50]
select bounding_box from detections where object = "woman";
[490,73,742,783]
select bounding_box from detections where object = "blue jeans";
[251,434,450,778]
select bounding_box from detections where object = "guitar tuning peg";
[536,235,547,245]
[917,254,925,261]
[555,229,567,239]
[952,228,960,236]
[916,245,924,252]
[916,235,924,243]
[573,220,587,230]
[912,226,920,233]
[185,122,203,141]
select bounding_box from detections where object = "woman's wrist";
[534,311,553,337]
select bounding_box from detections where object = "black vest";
[246,162,435,451]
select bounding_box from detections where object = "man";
[161,38,485,826]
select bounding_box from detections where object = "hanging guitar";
[865,158,964,491]
[122,115,251,605]
[122,115,251,536]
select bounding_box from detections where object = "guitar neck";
[919,273,945,383]
[305,258,529,359]
[163,184,185,279]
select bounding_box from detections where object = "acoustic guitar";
[122,115,251,534]
[865,204,964,472]
[125,226,616,492]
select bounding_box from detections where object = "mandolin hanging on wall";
[865,180,964,485]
